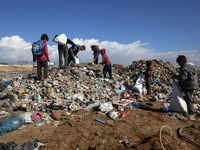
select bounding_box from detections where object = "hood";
[146,60,152,67]
[185,63,197,74]
[101,49,106,55]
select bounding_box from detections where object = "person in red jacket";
[145,60,152,96]
[33,34,50,80]
[100,49,112,79]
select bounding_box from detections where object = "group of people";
[32,33,113,81]
[143,55,198,120]
[32,34,198,120]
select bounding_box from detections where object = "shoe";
[44,78,50,81]
[188,115,195,121]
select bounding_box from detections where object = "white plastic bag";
[168,80,188,113]
[98,102,113,112]
[134,73,144,94]
[75,57,79,64]
[54,34,68,45]
[19,112,33,124]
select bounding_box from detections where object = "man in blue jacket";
[172,55,199,120]
[67,45,85,66]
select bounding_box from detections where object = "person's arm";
[44,43,50,61]
[93,48,99,61]
[101,56,105,65]
[33,56,36,62]
[67,39,75,49]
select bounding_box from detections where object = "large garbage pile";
[0,60,200,135]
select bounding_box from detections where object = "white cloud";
[0,35,200,68]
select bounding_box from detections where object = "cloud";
[0,35,200,67]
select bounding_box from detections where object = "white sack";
[134,73,144,94]
[168,81,188,113]
[54,34,68,45]
[19,112,33,123]
[75,57,79,64]
[98,102,113,112]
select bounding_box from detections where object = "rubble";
[0,60,200,133]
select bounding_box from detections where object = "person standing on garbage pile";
[172,55,199,121]
[52,34,76,69]
[91,45,100,64]
[33,34,50,81]
[100,49,112,79]
[67,44,85,66]
[145,60,152,96]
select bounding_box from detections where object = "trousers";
[58,44,68,68]
[37,60,48,79]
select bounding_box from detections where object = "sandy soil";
[0,65,34,71]
[0,66,200,150]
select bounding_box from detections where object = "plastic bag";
[134,73,144,94]
[98,102,113,112]
[19,112,33,124]
[168,80,188,113]
[54,34,68,45]
[0,115,24,135]
[75,57,79,64]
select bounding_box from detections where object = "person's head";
[52,34,58,42]
[80,45,85,51]
[176,55,187,66]
[100,49,106,55]
[41,34,49,42]
[91,45,96,51]
[146,60,152,67]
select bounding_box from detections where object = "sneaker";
[188,115,195,121]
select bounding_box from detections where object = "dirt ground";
[0,65,34,71]
[0,66,200,150]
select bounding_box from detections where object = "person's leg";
[183,90,194,115]
[103,65,107,78]
[42,60,48,79]
[58,45,63,68]
[146,78,151,95]
[37,61,42,80]
[71,52,76,64]
[108,64,112,79]
[63,45,68,67]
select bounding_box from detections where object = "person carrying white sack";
[53,34,76,69]
[172,55,199,121]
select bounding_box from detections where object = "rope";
[160,125,172,150]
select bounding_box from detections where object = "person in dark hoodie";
[100,49,112,79]
[91,45,100,64]
[172,55,198,120]
[145,60,152,96]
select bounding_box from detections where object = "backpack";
[31,40,44,56]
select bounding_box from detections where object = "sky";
[0,0,199,67]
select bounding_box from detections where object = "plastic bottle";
[0,115,24,136]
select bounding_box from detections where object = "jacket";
[33,42,50,62]
[173,63,199,90]
[93,47,100,59]
[100,49,111,66]
[145,60,152,78]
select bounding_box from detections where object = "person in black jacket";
[91,45,100,64]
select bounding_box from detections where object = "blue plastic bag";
[0,115,24,136]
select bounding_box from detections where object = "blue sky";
[0,0,199,67]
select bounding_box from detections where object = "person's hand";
[93,59,96,62]
[76,55,78,58]
[74,46,77,50]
